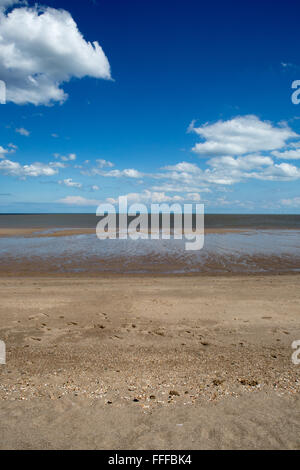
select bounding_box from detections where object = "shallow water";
[1,213,300,229]
[0,229,300,274]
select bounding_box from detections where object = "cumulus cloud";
[206,156,300,183]
[163,162,200,174]
[0,146,7,157]
[154,163,211,190]
[280,197,300,207]
[156,154,300,187]
[59,178,82,188]
[58,195,100,206]
[151,183,211,194]
[207,155,274,172]
[0,144,16,157]
[0,4,111,105]
[8,142,17,150]
[16,127,30,136]
[90,167,143,178]
[177,115,300,189]
[185,193,201,202]
[0,158,58,177]
[272,148,300,160]
[121,169,143,178]
[82,159,144,178]
[0,1,22,10]
[249,162,300,181]
[190,115,297,156]
[107,190,184,205]
[54,153,76,162]
[96,159,114,168]
[50,161,67,169]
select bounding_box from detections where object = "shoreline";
[1,226,300,276]
[1,226,300,238]
[0,271,300,279]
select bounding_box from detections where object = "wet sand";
[1,228,300,276]
[0,227,246,238]
[0,228,96,238]
[0,274,300,449]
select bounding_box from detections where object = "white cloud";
[190,115,297,156]
[272,148,300,160]
[156,154,300,187]
[54,153,76,161]
[163,162,200,174]
[281,62,299,70]
[0,144,15,157]
[82,160,143,178]
[91,167,143,178]
[16,127,30,136]
[122,169,143,178]
[0,4,111,105]
[0,159,58,177]
[96,159,114,168]
[209,196,252,209]
[151,183,211,194]
[58,195,100,206]
[207,155,300,183]
[250,162,300,181]
[50,161,67,169]
[8,142,17,150]
[0,146,7,157]
[59,178,82,188]
[280,197,300,207]
[207,155,274,171]
[0,1,22,10]
[107,190,184,205]
[186,193,201,202]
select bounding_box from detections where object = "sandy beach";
[0,273,299,449]
[1,0,300,454]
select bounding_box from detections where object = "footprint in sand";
[99,312,108,318]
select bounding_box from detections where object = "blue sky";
[1,0,300,213]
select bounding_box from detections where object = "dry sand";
[0,274,299,449]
